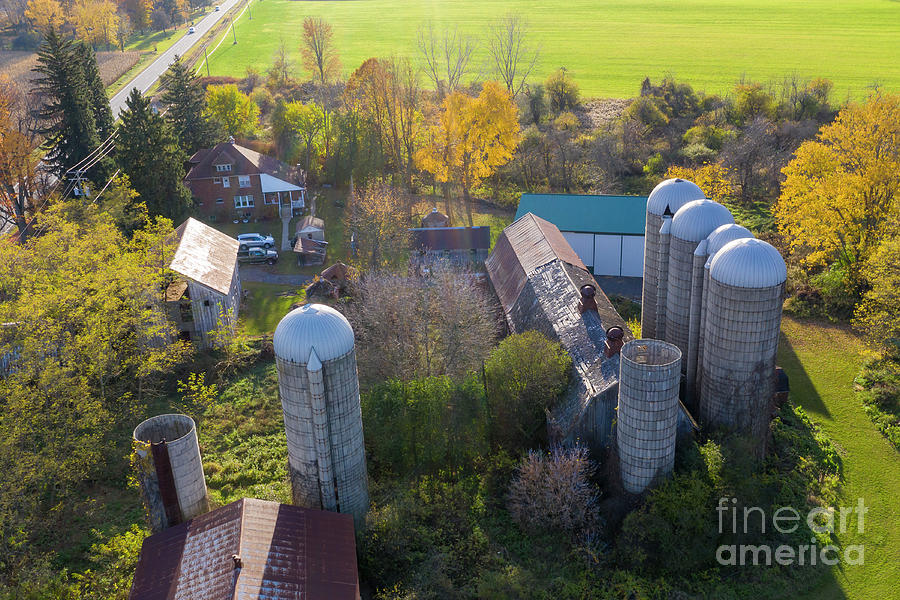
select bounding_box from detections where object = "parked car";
[237,233,275,251]
[215,5,220,10]
[238,248,279,265]
[188,26,196,33]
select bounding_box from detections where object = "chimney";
[578,284,598,314]
[604,326,625,358]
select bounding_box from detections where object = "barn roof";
[515,193,648,235]
[409,226,491,251]
[129,498,359,600]
[169,218,238,296]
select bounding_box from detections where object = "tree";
[31,28,102,180]
[346,267,497,383]
[205,84,259,137]
[267,39,296,90]
[300,16,340,84]
[545,67,579,113]
[775,93,900,285]
[487,14,539,98]
[271,100,324,173]
[160,56,223,154]
[854,235,900,349]
[344,182,409,269]
[117,88,193,220]
[416,23,474,99]
[483,331,571,450]
[0,77,39,242]
[70,0,120,49]
[416,81,520,225]
[76,42,115,143]
[24,0,63,32]
[150,7,171,32]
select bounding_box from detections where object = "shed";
[297,216,326,242]
[166,218,241,348]
[421,207,451,228]
[294,236,328,266]
[129,497,360,600]
[515,193,648,277]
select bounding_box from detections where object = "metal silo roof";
[671,199,734,242]
[646,178,706,216]
[705,224,754,268]
[709,238,787,288]
[274,303,355,364]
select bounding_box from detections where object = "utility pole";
[231,19,237,44]
[204,46,211,76]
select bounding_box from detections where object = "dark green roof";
[515,193,648,235]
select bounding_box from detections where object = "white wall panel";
[561,232,595,267]
[621,235,645,277]
[593,235,622,276]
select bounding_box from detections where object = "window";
[215,198,224,204]
[222,177,230,188]
[215,164,232,172]
[213,176,221,184]
[234,195,255,208]
[264,194,278,205]
[238,175,251,188]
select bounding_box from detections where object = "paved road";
[109,0,241,117]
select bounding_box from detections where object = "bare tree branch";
[487,14,540,98]
[416,23,475,98]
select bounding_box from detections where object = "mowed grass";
[778,317,900,599]
[241,282,305,335]
[206,0,900,99]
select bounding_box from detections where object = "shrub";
[483,331,572,450]
[855,343,900,450]
[507,445,600,538]
[545,68,579,113]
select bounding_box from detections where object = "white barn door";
[593,235,622,276]
[620,236,645,277]
[561,232,595,268]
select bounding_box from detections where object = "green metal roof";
[515,193,648,236]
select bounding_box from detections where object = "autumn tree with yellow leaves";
[344,182,410,270]
[24,0,64,32]
[416,81,520,225]
[775,93,900,287]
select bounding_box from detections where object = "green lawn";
[240,282,305,335]
[779,317,900,599]
[206,0,900,99]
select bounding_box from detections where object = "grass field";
[205,0,900,100]
[778,317,900,599]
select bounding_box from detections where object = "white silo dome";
[646,178,706,216]
[274,303,355,363]
[709,238,786,288]
[705,224,754,266]
[671,199,734,242]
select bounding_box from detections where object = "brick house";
[184,140,305,222]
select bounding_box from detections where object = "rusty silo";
[641,178,705,338]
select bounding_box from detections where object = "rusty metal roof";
[130,498,359,600]
[169,218,239,296]
[485,213,586,311]
[297,216,325,232]
[409,226,491,251]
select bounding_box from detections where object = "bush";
[483,332,572,450]
[855,343,900,450]
[507,445,600,538]
[545,68,579,113]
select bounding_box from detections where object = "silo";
[700,238,786,457]
[684,238,708,406]
[132,414,209,533]
[655,215,673,340]
[273,303,369,525]
[665,200,733,365]
[617,339,682,494]
[641,178,705,338]
[695,224,754,395]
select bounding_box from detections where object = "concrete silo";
[664,200,733,365]
[655,215,673,340]
[617,340,682,494]
[641,178,706,339]
[700,238,786,456]
[133,414,209,533]
[273,303,369,525]
[694,224,755,397]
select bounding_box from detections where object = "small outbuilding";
[409,226,491,270]
[165,218,241,348]
[297,215,326,242]
[129,497,360,600]
[421,207,451,228]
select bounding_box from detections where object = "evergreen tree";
[76,42,115,143]
[118,89,193,221]
[160,56,222,154]
[32,28,101,180]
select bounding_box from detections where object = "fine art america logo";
[715,497,867,566]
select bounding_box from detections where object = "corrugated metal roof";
[409,226,491,251]
[485,213,586,311]
[169,218,239,296]
[646,178,706,216]
[515,193,647,235]
[129,498,359,600]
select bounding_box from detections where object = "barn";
[515,193,648,277]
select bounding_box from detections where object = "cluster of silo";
[632,177,787,468]
[617,340,682,493]
[273,303,369,526]
[132,414,209,533]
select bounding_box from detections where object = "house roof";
[298,216,325,232]
[294,237,328,254]
[421,208,450,227]
[409,226,491,251]
[185,142,295,182]
[129,498,359,600]
[485,213,585,311]
[169,218,238,296]
[515,193,648,235]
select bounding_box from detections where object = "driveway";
[239,266,312,286]
[109,0,241,117]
